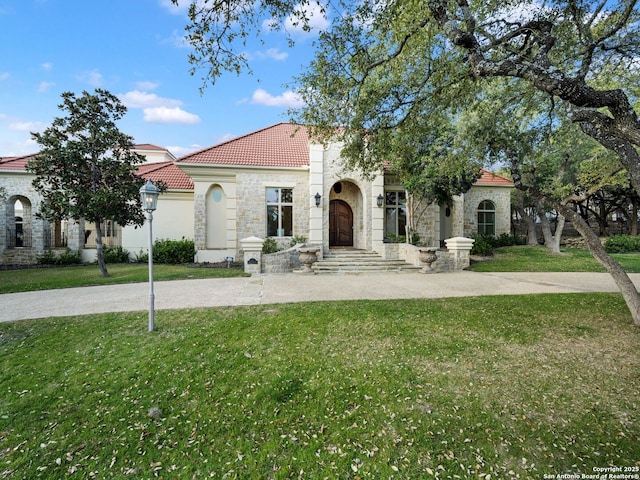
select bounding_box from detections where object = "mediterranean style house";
[0,123,513,270]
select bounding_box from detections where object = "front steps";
[312,248,419,274]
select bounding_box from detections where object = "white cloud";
[0,138,38,157]
[143,106,201,124]
[9,121,47,132]
[77,69,103,87]
[158,0,188,15]
[136,81,159,91]
[160,29,191,49]
[119,88,200,124]
[251,88,304,108]
[284,3,329,36]
[119,90,182,109]
[166,144,203,157]
[259,48,289,61]
[38,81,55,93]
[41,62,53,72]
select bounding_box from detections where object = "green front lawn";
[0,294,638,478]
[0,263,248,294]
[468,245,640,273]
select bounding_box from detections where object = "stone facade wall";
[262,246,301,274]
[462,186,511,237]
[398,242,472,272]
[235,170,309,258]
[0,174,47,265]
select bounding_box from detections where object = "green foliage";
[471,234,495,256]
[152,238,196,264]
[103,245,131,264]
[27,89,151,276]
[605,235,640,254]
[133,249,149,263]
[36,248,82,266]
[28,90,147,227]
[289,235,308,247]
[470,233,522,256]
[262,237,278,254]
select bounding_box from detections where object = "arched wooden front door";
[329,200,353,246]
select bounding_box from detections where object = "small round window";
[333,182,342,194]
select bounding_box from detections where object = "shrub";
[153,238,196,264]
[103,245,130,264]
[605,235,640,254]
[494,233,516,247]
[133,249,149,263]
[37,248,82,265]
[471,234,494,256]
[289,236,308,247]
[262,237,278,254]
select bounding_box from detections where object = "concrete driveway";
[1,271,635,322]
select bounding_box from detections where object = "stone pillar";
[371,173,385,254]
[240,236,264,275]
[444,237,475,271]
[308,143,324,246]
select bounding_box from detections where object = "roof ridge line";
[176,122,295,162]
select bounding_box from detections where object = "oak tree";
[174,0,640,323]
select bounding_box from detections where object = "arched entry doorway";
[329,199,353,246]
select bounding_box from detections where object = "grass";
[1,245,639,477]
[468,245,640,273]
[0,294,638,478]
[2,246,638,294]
[0,263,248,294]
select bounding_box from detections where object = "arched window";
[477,200,496,236]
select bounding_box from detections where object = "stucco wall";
[122,191,194,259]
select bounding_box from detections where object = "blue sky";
[0,0,324,157]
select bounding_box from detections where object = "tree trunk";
[597,198,609,236]
[548,214,566,254]
[557,204,640,326]
[632,200,639,236]
[520,207,539,245]
[95,220,109,277]
[515,191,538,245]
[537,200,563,253]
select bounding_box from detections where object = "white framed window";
[266,187,293,237]
[384,190,407,238]
[477,200,496,235]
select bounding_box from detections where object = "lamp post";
[140,179,160,332]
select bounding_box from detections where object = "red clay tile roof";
[177,123,310,167]
[0,154,37,171]
[0,153,192,190]
[476,169,513,186]
[134,143,169,151]
[137,161,193,190]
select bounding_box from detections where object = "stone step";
[311,249,419,273]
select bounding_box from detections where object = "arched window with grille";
[477,200,496,236]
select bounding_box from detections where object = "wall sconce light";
[376,193,384,208]
[315,192,321,207]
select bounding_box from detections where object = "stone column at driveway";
[240,236,265,275]
[444,237,475,270]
